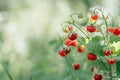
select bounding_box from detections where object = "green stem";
[68,55,80,80]
[98,9,114,80]
[99,56,108,71]
[72,23,90,39]
[1,62,13,80]
[98,9,108,28]
[70,14,90,39]
[98,9,111,46]
[61,45,75,80]
[110,14,115,27]
[65,56,76,80]
[109,65,113,80]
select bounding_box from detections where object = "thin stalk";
[70,14,90,39]
[98,9,114,80]
[72,23,90,39]
[110,14,115,27]
[61,20,90,40]
[68,55,80,80]
[99,56,108,71]
[109,64,113,80]
[1,62,13,80]
[61,45,75,80]
[98,9,108,28]
[65,56,76,80]
[98,9,110,44]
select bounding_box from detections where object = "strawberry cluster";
[86,14,99,33]
[103,50,116,65]
[58,26,86,70]
[57,9,119,80]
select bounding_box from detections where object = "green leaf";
[92,36,102,41]
[110,35,120,43]
[114,49,120,56]
[49,39,58,45]
[86,40,103,56]
[111,41,120,56]
[116,61,120,77]
[93,59,108,71]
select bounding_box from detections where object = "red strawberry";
[103,50,113,56]
[107,58,116,65]
[113,27,120,36]
[63,48,71,54]
[77,47,83,52]
[91,14,99,20]
[73,63,80,70]
[70,40,78,47]
[87,52,97,61]
[77,45,86,53]
[58,50,66,57]
[108,27,115,33]
[68,33,78,40]
[94,74,102,80]
[86,26,96,33]
[64,38,72,46]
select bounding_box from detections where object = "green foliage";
[1,62,13,80]
[49,38,64,53]
[0,0,119,80]
[116,61,120,77]
[86,38,104,56]
[115,49,120,56]
[110,35,120,43]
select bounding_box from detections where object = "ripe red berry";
[91,14,99,20]
[64,38,72,46]
[86,26,96,33]
[58,50,66,57]
[107,58,116,65]
[87,52,97,61]
[103,50,113,56]
[70,40,78,47]
[113,27,120,36]
[63,48,71,54]
[73,63,80,70]
[68,33,78,40]
[94,74,102,80]
[77,45,86,53]
[108,27,115,33]
[78,47,83,52]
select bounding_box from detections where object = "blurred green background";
[0,0,119,80]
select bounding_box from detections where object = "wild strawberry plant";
[57,8,120,80]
